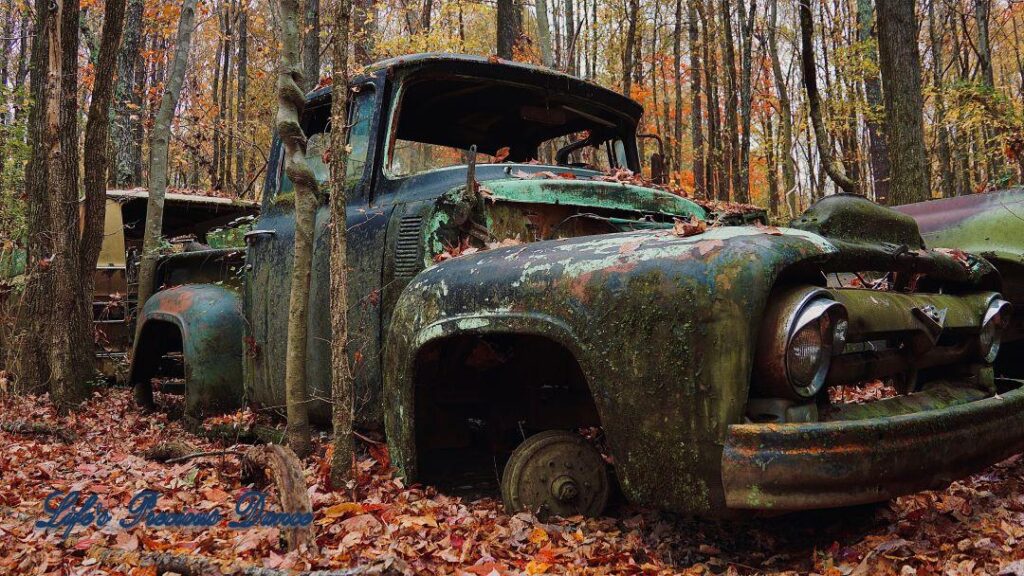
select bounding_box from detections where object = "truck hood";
[481,177,706,221]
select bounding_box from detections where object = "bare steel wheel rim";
[501,430,610,518]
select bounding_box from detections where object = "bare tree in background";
[496,0,522,59]
[798,0,858,196]
[134,0,198,409]
[857,0,890,204]
[768,0,796,215]
[81,0,127,369]
[303,0,321,91]
[277,0,319,458]
[876,0,929,205]
[329,0,356,488]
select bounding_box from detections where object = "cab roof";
[307,52,644,123]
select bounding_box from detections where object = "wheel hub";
[501,430,610,518]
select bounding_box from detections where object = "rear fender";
[129,284,245,418]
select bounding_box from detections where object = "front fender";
[384,226,840,515]
[130,284,245,418]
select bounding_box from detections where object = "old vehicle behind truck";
[94,190,257,376]
[0,189,256,377]
[130,53,1024,519]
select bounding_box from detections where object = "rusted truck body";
[130,53,1024,518]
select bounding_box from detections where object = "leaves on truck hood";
[672,216,707,237]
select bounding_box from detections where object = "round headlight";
[754,287,848,401]
[979,297,1012,363]
[788,320,826,394]
[786,298,845,398]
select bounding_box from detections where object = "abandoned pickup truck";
[130,53,1024,519]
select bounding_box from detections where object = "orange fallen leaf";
[673,216,707,237]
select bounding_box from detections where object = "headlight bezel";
[754,287,848,401]
[979,297,1012,364]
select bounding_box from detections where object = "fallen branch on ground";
[241,444,315,551]
[86,545,378,575]
[165,449,246,464]
[1,420,78,443]
[142,440,196,462]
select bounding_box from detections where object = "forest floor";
[3,387,1024,576]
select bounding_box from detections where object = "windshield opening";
[386,76,637,178]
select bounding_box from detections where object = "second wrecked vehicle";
[131,54,1024,518]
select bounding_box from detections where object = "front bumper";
[722,378,1024,510]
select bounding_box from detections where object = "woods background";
[2,0,1024,248]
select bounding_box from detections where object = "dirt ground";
[2,387,1024,576]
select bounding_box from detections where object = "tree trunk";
[703,0,722,200]
[719,0,738,200]
[81,0,127,383]
[111,0,144,188]
[235,8,248,196]
[564,0,576,74]
[211,21,223,189]
[329,0,355,488]
[768,0,796,216]
[277,0,319,458]
[765,113,779,214]
[799,0,858,195]
[928,0,954,198]
[134,0,198,399]
[421,0,433,31]
[736,0,755,203]
[352,0,376,65]
[975,0,994,88]
[536,0,554,67]
[43,0,93,409]
[876,0,929,205]
[303,0,320,91]
[219,7,233,189]
[622,0,638,95]
[12,0,54,393]
[496,0,522,59]
[856,0,890,204]
[687,0,704,197]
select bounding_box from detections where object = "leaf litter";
[3,388,1024,575]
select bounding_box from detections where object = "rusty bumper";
[722,379,1024,511]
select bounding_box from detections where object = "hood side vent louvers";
[395,215,423,279]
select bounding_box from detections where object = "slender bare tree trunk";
[329,0,355,488]
[235,8,248,196]
[929,0,954,198]
[352,0,376,65]
[687,0,704,197]
[703,0,722,200]
[768,0,796,215]
[876,0,929,205]
[81,0,127,376]
[736,0,755,202]
[622,0,638,95]
[211,16,223,189]
[719,0,738,199]
[277,0,318,458]
[218,6,233,189]
[536,0,554,67]
[799,0,858,195]
[303,0,321,91]
[564,0,576,74]
[111,0,143,188]
[134,0,198,387]
[857,0,890,204]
